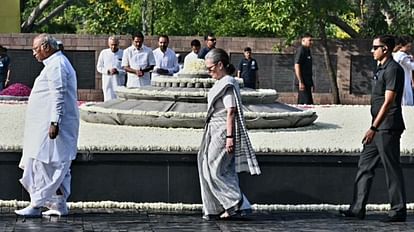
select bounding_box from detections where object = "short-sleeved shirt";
[371,58,405,130]
[294,45,313,87]
[238,58,259,89]
[121,45,156,87]
[0,55,10,81]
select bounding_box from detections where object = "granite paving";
[1,208,413,231]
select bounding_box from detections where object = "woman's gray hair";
[36,33,59,50]
[205,48,236,75]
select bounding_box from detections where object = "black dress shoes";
[338,209,365,220]
[380,216,406,223]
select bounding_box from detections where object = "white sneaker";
[15,206,42,217]
[43,195,69,216]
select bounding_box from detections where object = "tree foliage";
[20,0,414,38]
[20,0,414,104]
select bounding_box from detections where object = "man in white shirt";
[15,33,79,217]
[122,32,155,87]
[393,35,414,105]
[184,39,201,66]
[152,35,179,77]
[97,36,125,101]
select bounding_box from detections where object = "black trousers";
[297,86,313,104]
[349,130,406,217]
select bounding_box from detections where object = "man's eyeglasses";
[207,38,216,42]
[371,45,385,51]
[206,63,217,72]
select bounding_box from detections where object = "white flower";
[181,59,208,75]
[3,199,414,212]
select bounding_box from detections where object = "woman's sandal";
[203,211,224,220]
[220,198,252,220]
[219,211,231,219]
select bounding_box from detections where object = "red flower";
[0,83,32,96]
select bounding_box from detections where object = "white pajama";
[102,74,123,101]
[20,158,71,207]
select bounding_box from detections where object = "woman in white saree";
[198,48,261,220]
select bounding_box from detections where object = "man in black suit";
[340,35,406,222]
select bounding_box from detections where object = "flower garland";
[117,87,209,98]
[0,99,28,104]
[151,76,214,84]
[119,87,276,97]
[81,103,314,118]
[2,199,413,212]
[80,105,208,118]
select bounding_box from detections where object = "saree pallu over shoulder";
[206,75,261,175]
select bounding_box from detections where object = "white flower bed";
[2,199,414,212]
[1,104,414,154]
[2,104,414,211]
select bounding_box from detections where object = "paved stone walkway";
[1,208,413,231]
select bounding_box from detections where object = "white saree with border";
[198,75,260,216]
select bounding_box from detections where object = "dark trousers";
[297,86,313,104]
[349,130,406,217]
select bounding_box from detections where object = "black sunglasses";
[372,45,385,51]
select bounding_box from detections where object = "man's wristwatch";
[51,122,59,126]
[370,125,378,132]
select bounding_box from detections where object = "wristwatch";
[51,122,59,126]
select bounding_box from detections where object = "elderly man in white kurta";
[152,35,179,77]
[122,32,155,87]
[15,34,79,217]
[97,36,125,101]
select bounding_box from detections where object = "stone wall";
[0,34,374,104]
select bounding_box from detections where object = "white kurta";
[20,51,80,168]
[393,51,414,105]
[96,48,125,101]
[152,48,179,77]
[121,45,155,87]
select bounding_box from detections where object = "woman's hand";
[226,137,234,154]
